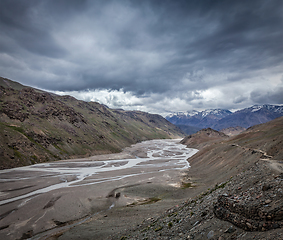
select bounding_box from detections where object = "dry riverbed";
[0,139,199,240]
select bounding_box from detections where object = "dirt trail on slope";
[261,159,283,173]
[232,143,283,173]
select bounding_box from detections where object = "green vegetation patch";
[154,226,163,232]
[30,155,38,164]
[141,197,161,205]
[181,182,195,189]
[6,125,25,134]
[167,212,178,217]
[197,180,230,200]
[3,123,60,160]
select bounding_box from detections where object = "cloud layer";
[1,0,283,115]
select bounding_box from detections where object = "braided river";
[0,139,198,239]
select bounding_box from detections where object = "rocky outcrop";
[214,194,283,231]
[0,87,87,125]
[1,100,29,122]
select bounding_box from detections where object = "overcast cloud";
[0,0,282,115]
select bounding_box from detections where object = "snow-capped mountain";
[166,109,232,129]
[166,105,283,131]
[166,110,199,118]
[199,109,232,118]
[249,104,283,113]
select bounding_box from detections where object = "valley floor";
[1,137,283,240]
[0,139,198,240]
[57,138,283,240]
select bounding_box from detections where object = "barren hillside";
[0,77,184,169]
[114,117,283,239]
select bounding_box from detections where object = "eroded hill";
[180,127,229,149]
[0,77,184,169]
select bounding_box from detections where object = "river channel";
[0,139,198,240]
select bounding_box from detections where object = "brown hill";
[181,116,283,189]
[220,126,246,136]
[180,127,229,149]
[115,116,283,240]
[0,77,184,169]
[228,116,283,160]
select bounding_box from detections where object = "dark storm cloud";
[0,0,282,113]
[0,0,67,58]
[251,86,283,104]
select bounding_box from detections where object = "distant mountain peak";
[200,109,232,117]
[167,108,231,119]
[251,105,263,112]
[166,105,283,131]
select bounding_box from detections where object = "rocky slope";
[0,77,184,169]
[166,105,283,131]
[114,116,283,239]
[220,126,246,136]
[180,128,229,149]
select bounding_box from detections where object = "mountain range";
[166,105,283,133]
[0,77,183,169]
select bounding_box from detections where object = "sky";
[0,0,283,116]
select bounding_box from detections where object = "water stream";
[0,139,197,206]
